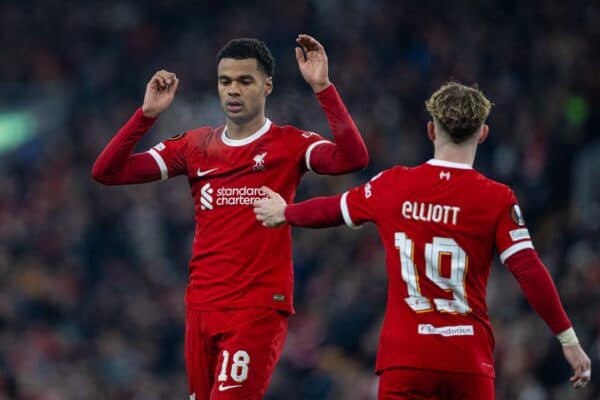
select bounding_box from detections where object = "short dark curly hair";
[216,38,275,77]
[425,81,493,144]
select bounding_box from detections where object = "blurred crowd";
[0,0,598,399]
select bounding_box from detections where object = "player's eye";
[219,78,231,85]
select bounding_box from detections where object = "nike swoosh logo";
[197,168,218,177]
[218,383,242,392]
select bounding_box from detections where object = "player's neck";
[433,143,477,167]
[225,115,267,140]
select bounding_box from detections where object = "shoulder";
[378,165,417,181]
[182,126,222,146]
[186,126,219,139]
[365,166,405,185]
[472,170,514,197]
[277,125,324,142]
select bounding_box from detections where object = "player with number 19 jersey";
[340,159,534,377]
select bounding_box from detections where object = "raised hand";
[562,343,592,389]
[142,70,179,118]
[295,34,331,93]
[254,186,287,227]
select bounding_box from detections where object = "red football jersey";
[147,119,330,313]
[341,159,534,377]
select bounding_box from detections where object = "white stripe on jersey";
[148,148,168,180]
[500,240,534,263]
[305,140,332,171]
[340,191,361,229]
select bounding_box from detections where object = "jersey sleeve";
[340,170,387,228]
[495,189,535,263]
[298,130,333,172]
[145,132,189,179]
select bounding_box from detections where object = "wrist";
[141,107,159,119]
[311,80,332,93]
[557,327,579,346]
[281,205,289,224]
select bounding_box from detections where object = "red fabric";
[93,87,369,314]
[378,367,495,400]
[91,108,161,184]
[185,308,288,400]
[308,85,369,174]
[505,248,572,335]
[154,123,325,313]
[340,162,531,377]
[285,195,343,227]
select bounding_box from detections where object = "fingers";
[296,34,325,53]
[570,365,591,389]
[295,46,306,64]
[260,186,277,198]
[253,204,276,227]
[150,70,178,91]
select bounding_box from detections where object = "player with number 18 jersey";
[93,36,370,399]
[153,118,331,313]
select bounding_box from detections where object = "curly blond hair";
[425,81,492,144]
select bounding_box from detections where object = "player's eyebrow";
[218,74,255,81]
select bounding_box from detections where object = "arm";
[92,70,179,185]
[91,109,161,184]
[295,34,369,174]
[309,85,369,174]
[505,249,592,388]
[254,187,343,228]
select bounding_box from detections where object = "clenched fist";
[142,70,179,118]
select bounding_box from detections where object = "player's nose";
[227,81,241,96]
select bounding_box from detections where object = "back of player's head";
[217,38,275,77]
[425,82,492,144]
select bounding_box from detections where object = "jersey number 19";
[395,232,470,314]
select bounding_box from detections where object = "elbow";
[352,149,369,170]
[357,151,369,169]
[91,163,111,185]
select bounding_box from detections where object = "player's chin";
[226,111,254,125]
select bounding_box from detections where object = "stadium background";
[0,0,598,399]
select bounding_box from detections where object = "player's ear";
[427,121,436,142]
[264,76,273,97]
[477,124,489,144]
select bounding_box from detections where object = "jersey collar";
[427,159,473,170]
[221,118,272,147]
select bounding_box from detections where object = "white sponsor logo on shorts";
[418,324,474,336]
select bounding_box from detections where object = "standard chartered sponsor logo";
[200,183,214,210]
[200,183,267,210]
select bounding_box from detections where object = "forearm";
[309,85,369,174]
[92,108,160,184]
[506,249,573,337]
[285,195,344,227]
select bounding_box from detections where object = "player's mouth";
[226,101,243,113]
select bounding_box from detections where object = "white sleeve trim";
[500,240,534,263]
[305,140,333,171]
[148,148,168,180]
[340,192,361,230]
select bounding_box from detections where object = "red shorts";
[185,308,288,400]
[378,367,495,400]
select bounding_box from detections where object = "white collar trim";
[221,119,272,147]
[427,159,473,170]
